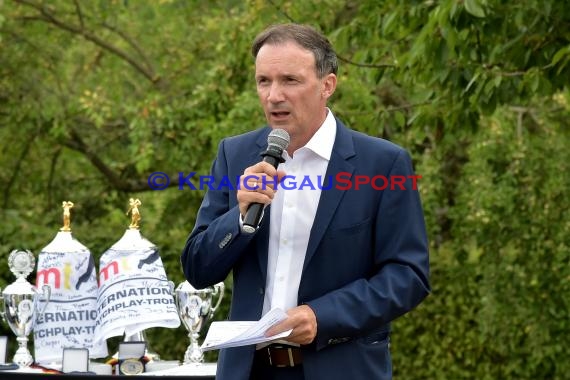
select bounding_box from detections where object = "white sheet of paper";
[0,336,7,364]
[201,308,292,351]
[62,348,89,373]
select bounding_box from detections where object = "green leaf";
[394,111,406,128]
[464,0,486,18]
[463,72,481,94]
[551,46,570,67]
[530,74,540,93]
[382,11,399,36]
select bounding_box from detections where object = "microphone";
[242,128,290,233]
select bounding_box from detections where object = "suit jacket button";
[218,233,232,249]
[328,337,350,345]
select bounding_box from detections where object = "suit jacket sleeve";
[181,138,256,289]
[306,149,430,351]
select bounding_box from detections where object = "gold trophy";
[60,201,74,232]
[126,198,141,230]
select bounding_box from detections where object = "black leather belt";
[255,344,303,367]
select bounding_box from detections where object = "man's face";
[255,41,336,153]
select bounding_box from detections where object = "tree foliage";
[0,0,568,377]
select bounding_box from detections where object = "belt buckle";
[267,346,296,367]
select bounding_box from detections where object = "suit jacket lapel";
[251,123,356,278]
[303,121,356,273]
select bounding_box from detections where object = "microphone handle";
[242,151,283,233]
[242,203,264,233]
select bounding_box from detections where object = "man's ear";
[322,73,337,99]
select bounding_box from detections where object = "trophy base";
[183,342,205,364]
[13,347,33,368]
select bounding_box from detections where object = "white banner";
[95,230,180,343]
[34,232,108,363]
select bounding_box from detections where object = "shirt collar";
[302,108,337,161]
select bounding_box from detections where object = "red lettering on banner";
[99,261,119,282]
[36,268,61,288]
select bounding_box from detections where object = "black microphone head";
[267,129,290,152]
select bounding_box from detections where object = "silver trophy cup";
[175,281,224,364]
[0,250,51,367]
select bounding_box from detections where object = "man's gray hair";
[252,23,338,78]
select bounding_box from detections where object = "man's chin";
[269,123,293,132]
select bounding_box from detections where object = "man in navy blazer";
[181,24,430,380]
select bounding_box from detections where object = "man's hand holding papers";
[201,308,293,351]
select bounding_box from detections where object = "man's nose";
[267,83,285,103]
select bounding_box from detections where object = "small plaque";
[62,348,89,373]
[0,336,7,365]
[117,342,146,375]
[119,358,144,375]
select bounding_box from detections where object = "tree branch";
[46,147,62,209]
[381,100,432,113]
[266,0,395,69]
[63,128,138,192]
[62,126,180,192]
[266,0,295,22]
[13,0,164,86]
[101,22,155,74]
[3,131,37,208]
[337,55,395,69]
[73,0,84,30]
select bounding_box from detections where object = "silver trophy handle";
[210,282,225,315]
[36,284,51,317]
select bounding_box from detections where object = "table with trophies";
[0,200,225,378]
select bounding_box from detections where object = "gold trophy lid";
[60,201,74,232]
[126,198,142,230]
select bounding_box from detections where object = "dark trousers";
[249,351,305,380]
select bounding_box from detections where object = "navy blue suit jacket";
[182,119,430,380]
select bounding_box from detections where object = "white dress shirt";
[261,109,337,317]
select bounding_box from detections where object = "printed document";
[201,308,292,351]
